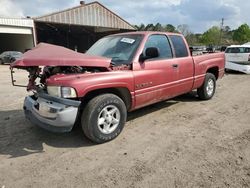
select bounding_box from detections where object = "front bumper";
[24,93,81,133]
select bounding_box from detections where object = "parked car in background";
[193,46,206,54]
[0,51,23,64]
[225,44,250,74]
[206,46,216,53]
[220,46,227,52]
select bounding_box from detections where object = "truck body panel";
[11,31,225,133]
[11,43,111,68]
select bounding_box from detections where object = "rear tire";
[81,94,127,144]
[197,73,216,100]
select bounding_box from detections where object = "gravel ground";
[0,65,250,188]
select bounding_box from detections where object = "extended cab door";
[133,34,179,109]
[168,34,194,95]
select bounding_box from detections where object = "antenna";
[221,18,224,28]
[219,18,224,45]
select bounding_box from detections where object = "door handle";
[172,64,179,68]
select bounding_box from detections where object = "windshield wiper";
[111,57,123,61]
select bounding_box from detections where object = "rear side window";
[143,34,173,59]
[225,47,250,53]
[245,48,250,53]
[169,35,189,58]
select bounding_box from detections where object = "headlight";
[47,86,77,98]
[61,87,77,98]
[47,86,61,97]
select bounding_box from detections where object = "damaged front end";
[10,66,40,90]
[24,92,80,132]
[10,65,82,132]
[10,43,112,132]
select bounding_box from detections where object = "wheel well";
[207,67,219,79]
[81,87,132,110]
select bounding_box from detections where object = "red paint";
[12,32,225,111]
[11,43,111,69]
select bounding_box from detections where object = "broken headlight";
[47,86,77,98]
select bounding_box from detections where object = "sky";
[0,0,249,33]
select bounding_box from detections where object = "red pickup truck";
[11,31,225,143]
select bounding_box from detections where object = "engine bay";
[11,66,106,91]
[11,62,131,92]
[41,66,102,81]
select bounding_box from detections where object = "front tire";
[81,94,127,143]
[197,73,216,100]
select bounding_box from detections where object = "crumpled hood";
[11,43,111,68]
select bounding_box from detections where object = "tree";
[200,26,221,45]
[144,24,155,31]
[134,23,178,32]
[185,33,202,45]
[220,25,234,45]
[134,24,145,31]
[165,24,176,32]
[233,24,250,44]
[153,23,163,31]
[177,24,191,37]
[223,26,231,33]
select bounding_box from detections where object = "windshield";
[86,34,143,65]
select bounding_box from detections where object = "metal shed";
[34,1,136,52]
[0,17,36,53]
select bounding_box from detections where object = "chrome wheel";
[206,79,214,96]
[97,105,120,134]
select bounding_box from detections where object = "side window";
[169,35,189,58]
[244,48,250,53]
[232,48,240,53]
[225,48,231,53]
[144,35,172,59]
[239,48,245,53]
[229,48,239,53]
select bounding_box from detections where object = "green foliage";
[135,23,177,32]
[221,26,234,45]
[186,33,202,45]
[134,24,145,31]
[165,24,176,32]
[154,23,163,31]
[134,23,250,46]
[232,24,250,44]
[200,26,221,45]
[144,24,155,31]
[224,26,231,32]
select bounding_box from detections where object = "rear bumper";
[225,61,250,74]
[24,93,81,133]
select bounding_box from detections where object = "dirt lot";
[0,65,250,188]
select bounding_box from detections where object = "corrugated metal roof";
[34,1,135,30]
[0,17,34,28]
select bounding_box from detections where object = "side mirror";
[139,47,159,62]
[189,47,193,56]
[145,47,159,58]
